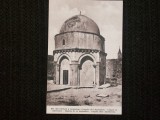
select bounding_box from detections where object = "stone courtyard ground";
[46,82,122,106]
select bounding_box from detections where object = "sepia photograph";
[46,0,123,114]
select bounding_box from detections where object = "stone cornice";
[53,48,107,56]
[55,31,105,41]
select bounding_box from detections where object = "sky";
[48,0,123,59]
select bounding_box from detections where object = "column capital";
[78,64,82,69]
[93,64,97,68]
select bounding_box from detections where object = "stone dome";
[60,15,100,35]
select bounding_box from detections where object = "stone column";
[78,64,81,86]
[56,64,60,84]
[95,62,100,86]
[93,64,96,86]
[70,62,79,86]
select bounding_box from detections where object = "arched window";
[63,39,65,45]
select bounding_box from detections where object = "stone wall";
[99,53,106,85]
[55,32,105,51]
[106,59,117,79]
[106,59,122,84]
[47,55,54,80]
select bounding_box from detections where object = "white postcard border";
[47,106,122,115]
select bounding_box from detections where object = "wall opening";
[63,70,68,84]
[59,56,70,85]
[79,56,95,87]
[63,39,65,45]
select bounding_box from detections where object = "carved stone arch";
[78,54,96,65]
[57,54,71,85]
[78,54,96,87]
[57,54,71,65]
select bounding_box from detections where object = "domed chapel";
[53,14,107,86]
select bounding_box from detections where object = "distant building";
[106,48,122,84]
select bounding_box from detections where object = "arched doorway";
[79,56,95,87]
[59,56,70,85]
